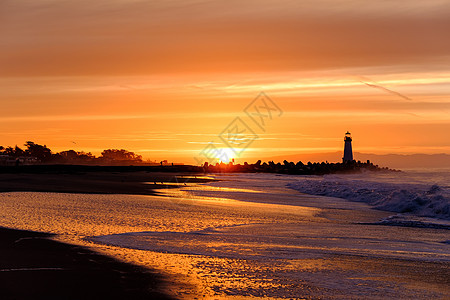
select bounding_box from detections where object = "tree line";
[0,141,143,164]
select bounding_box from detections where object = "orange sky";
[1,0,449,164]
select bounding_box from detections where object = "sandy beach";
[0,170,208,299]
[0,171,449,299]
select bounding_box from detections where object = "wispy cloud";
[0,113,236,123]
[360,77,412,101]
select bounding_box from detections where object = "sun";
[217,148,236,163]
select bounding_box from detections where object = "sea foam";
[288,174,450,220]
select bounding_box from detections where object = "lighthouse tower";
[343,131,353,163]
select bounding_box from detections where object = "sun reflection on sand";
[0,189,321,299]
[0,174,449,299]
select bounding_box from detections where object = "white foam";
[288,171,450,220]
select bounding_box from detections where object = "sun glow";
[1,0,449,165]
[216,148,236,164]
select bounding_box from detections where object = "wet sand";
[0,171,209,300]
[0,227,173,300]
[1,172,449,299]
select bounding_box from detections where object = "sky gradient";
[1,0,449,164]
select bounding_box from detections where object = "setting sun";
[216,148,236,164]
[1,0,449,167]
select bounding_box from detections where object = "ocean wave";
[288,177,450,220]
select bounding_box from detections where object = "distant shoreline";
[0,160,397,176]
[0,164,203,174]
[0,169,212,196]
[0,162,396,196]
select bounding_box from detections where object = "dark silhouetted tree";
[14,146,25,157]
[4,146,16,156]
[100,149,142,162]
[58,150,78,160]
[24,141,52,162]
[55,150,96,163]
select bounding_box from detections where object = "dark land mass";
[266,152,450,169]
[0,161,394,196]
[0,227,174,300]
[3,159,395,175]
[0,169,211,196]
[203,159,396,174]
[0,164,203,174]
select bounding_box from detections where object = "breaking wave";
[288,175,450,220]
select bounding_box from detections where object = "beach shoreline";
[1,171,449,299]
[0,170,211,300]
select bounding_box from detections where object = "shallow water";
[0,173,449,299]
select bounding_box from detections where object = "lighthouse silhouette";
[343,131,353,162]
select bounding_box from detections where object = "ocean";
[0,170,449,299]
[288,169,450,222]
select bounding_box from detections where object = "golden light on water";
[1,174,448,299]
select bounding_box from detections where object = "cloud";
[1,0,450,76]
[361,81,412,101]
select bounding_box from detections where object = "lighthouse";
[343,131,353,163]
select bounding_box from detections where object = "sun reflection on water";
[0,174,449,299]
